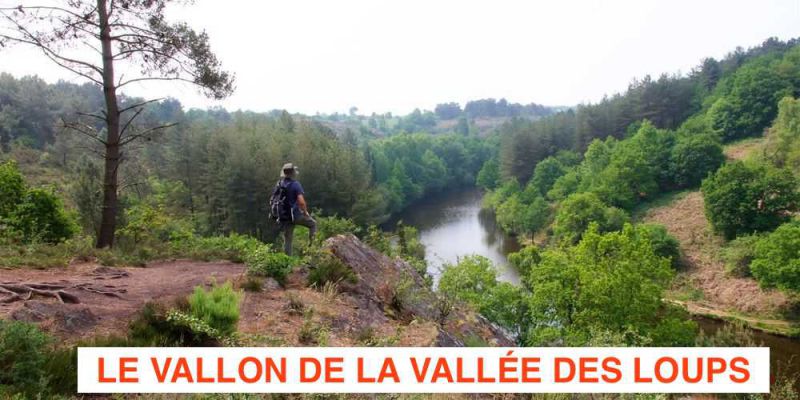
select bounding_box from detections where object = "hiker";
[269,163,317,255]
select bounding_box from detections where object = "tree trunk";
[96,0,121,249]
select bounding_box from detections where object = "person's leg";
[295,214,317,244]
[282,223,295,256]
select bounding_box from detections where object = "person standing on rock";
[269,163,317,256]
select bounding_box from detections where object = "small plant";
[721,233,762,277]
[188,281,242,336]
[0,320,50,396]
[307,250,356,288]
[245,246,299,285]
[240,277,263,292]
[355,326,376,345]
[320,280,340,300]
[434,293,455,327]
[297,309,329,346]
[286,293,305,315]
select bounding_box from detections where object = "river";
[386,188,521,284]
[391,187,800,377]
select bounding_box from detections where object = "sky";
[0,0,799,115]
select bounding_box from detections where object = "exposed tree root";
[0,282,125,304]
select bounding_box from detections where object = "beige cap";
[280,163,298,178]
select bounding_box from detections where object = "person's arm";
[297,194,309,216]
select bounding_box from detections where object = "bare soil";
[0,235,507,348]
[0,260,244,342]
[643,191,788,315]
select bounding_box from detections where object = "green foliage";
[750,222,800,291]
[438,255,527,336]
[496,194,550,235]
[188,281,242,336]
[768,96,800,171]
[396,223,425,261]
[552,192,628,244]
[476,158,500,190]
[370,133,491,213]
[480,281,529,336]
[8,188,78,243]
[721,234,763,277]
[708,56,795,141]
[244,246,299,285]
[0,320,49,396]
[306,249,357,288]
[635,223,681,268]
[0,160,77,244]
[174,233,263,263]
[701,160,799,239]
[363,225,393,255]
[508,246,541,286]
[316,215,360,241]
[0,160,24,216]
[438,255,497,308]
[525,224,695,346]
[529,156,568,196]
[669,134,726,188]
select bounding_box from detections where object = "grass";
[630,189,693,221]
[722,136,766,161]
[0,233,268,270]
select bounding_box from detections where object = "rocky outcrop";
[324,234,514,347]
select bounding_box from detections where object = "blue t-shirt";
[281,178,305,217]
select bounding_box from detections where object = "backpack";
[269,179,294,222]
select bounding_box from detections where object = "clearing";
[641,137,797,336]
[0,235,511,347]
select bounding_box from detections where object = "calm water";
[386,188,521,283]
[391,188,800,378]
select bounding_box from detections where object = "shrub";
[298,310,329,346]
[525,224,690,346]
[363,225,393,255]
[188,282,242,336]
[529,156,567,196]
[306,250,356,288]
[438,255,497,308]
[750,222,800,291]
[701,160,799,239]
[552,192,628,244]
[479,281,528,336]
[396,223,425,261]
[0,160,24,217]
[0,161,77,244]
[240,277,263,292]
[669,134,726,188]
[721,234,762,277]
[316,215,360,241]
[176,233,262,263]
[0,320,49,396]
[636,223,681,268]
[245,246,299,284]
[128,301,211,346]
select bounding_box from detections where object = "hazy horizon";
[0,0,798,115]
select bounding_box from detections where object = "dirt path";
[0,239,472,348]
[0,260,245,341]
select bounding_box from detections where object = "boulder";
[324,234,514,347]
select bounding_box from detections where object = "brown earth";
[0,260,245,342]
[643,191,788,315]
[642,137,795,330]
[0,235,512,348]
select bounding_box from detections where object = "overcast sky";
[0,0,799,115]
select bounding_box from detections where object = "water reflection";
[386,188,521,284]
